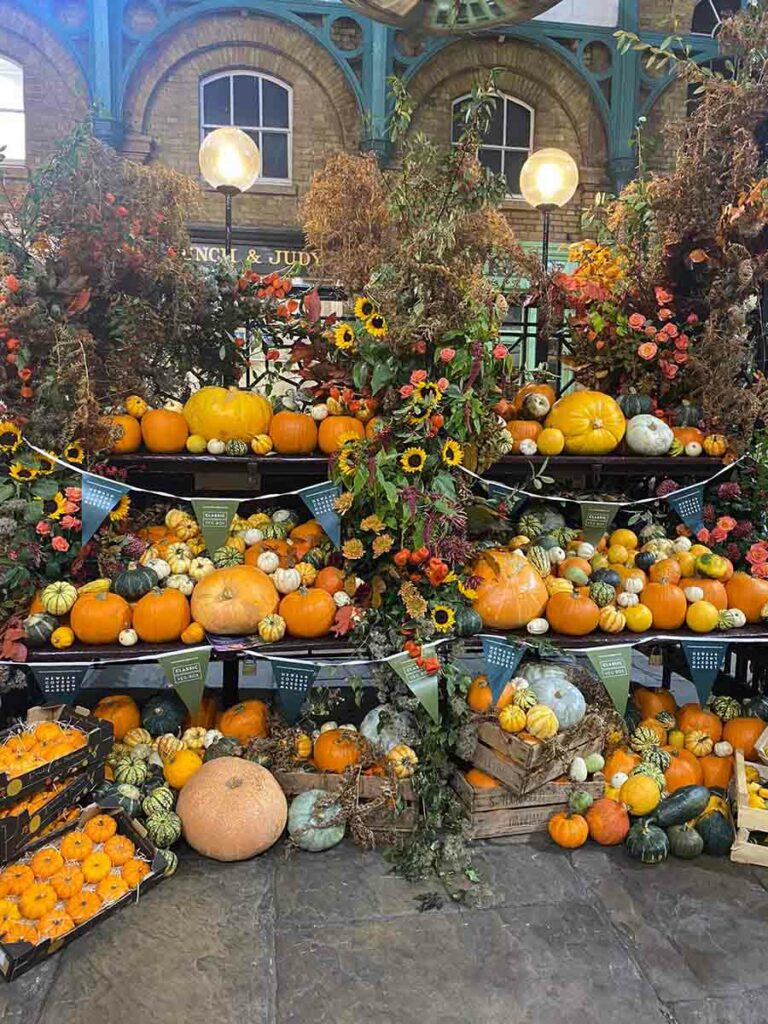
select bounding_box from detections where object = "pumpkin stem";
[226,777,243,790]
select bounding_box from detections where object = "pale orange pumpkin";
[140,409,189,453]
[318,415,365,454]
[471,549,548,629]
[190,565,279,635]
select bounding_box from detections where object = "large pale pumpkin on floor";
[176,757,287,861]
[183,387,272,442]
[544,390,626,455]
[472,549,548,629]
[190,565,279,635]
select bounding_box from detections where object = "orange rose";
[637,342,658,360]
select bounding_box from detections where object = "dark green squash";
[653,785,710,829]
[589,582,616,608]
[225,439,249,457]
[634,551,658,572]
[112,564,158,601]
[303,546,328,570]
[141,692,187,737]
[455,607,483,637]
[590,568,622,589]
[23,612,58,647]
[617,392,653,418]
[667,823,704,860]
[672,401,703,427]
[696,808,735,856]
[203,736,242,762]
[626,820,669,864]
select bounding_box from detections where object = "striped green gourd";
[527,546,551,578]
[161,849,179,877]
[145,810,182,848]
[114,758,149,787]
[142,785,176,818]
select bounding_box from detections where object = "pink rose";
[60,515,81,530]
[753,563,768,579]
[673,351,688,364]
[644,325,657,337]
[492,344,508,359]
[686,312,699,325]
[660,360,678,378]
[436,377,449,391]
[413,340,427,355]
[655,287,674,305]
[717,516,737,532]
[439,347,456,363]
[696,528,711,544]
[51,536,70,552]
[675,336,688,350]
[65,487,81,502]
[410,369,428,384]
[637,342,657,361]
[746,543,768,565]
[658,307,673,321]
[710,526,728,543]
[400,384,414,398]
[64,501,78,514]
[628,313,646,329]
[35,521,51,536]
[662,323,679,338]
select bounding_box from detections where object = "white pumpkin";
[714,740,734,757]
[273,509,295,525]
[518,438,538,456]
[256,551,280,574]
[622,576,645,595]
[168,557,191,575]
[684,586,705,603]
[548,547,567,565]
[119,628,138,647]
[569,756,588,783]
[164,399,184,414]
[319,721,338,733]
[522,392,552,420]
[577,542,595,560]
[189,557,215,581]
[243,528,264,546]
[203,728,224,749]
[526,617,549,635]
[333,591,352,607]
[310,403,329,422]
[726,607,747,628]
[166,574,195,596]
[166,542,192,561]
[273,567,301,594]
[207,438,225,455]
[617,592,639,608]
[625,414,674,456]
[144,558,171,581]
[685,441,703,457]
[611,771,629,789]
[339,723,357,732]
[359,706,418,754]
[673,536,692,553]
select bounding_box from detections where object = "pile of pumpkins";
[494,385,731,460]
[22,505,358,650]
[100,387,378,459]
[547,686,766,863]
[470,517,768,637]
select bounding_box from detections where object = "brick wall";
[638,0,699,32]
[122,12,362,229]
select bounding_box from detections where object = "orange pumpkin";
[218,699,269,744]
[290,520,326,546]
[464,768,500,789]
[103,835,136,867]
[365,417,384,438]
[97,875,129,902]
[60,830,94,862]
[30,848,64,880]
[190,565,279,635]
[121,859,151,888]
[637,717,668,744]
[726,572,768,623]
[557,557,593,579]
[318,415,365,454]
[268,411,318,454]
[632,686,677,719]
[686,577,727,609]
[279,587,336,638]
[648,558,682,585]
[585,798,630,845]
[507,420,542,452]
[91,695,140,740]
[472,549,548,630]
[140,408,189,453]
[511,382,556,417]
[314,566,345,595]
[70,592,132,644]
[84,814,117,844]
[603,748,639,781]
[132,588,191,644]
[312,728,363,773]
[99,414,141,454]
[642,581,687,629]
[38,911,74,940]
[699,754,734,789]
[672,426,705,447]
[723,716,765,760]
[66,889,103,923]
[545,591,600,636]
[184,693,218,730]
[466,674,516,713]
[547,810,588,849]
[676,704,723,742]
[663,746,704,792]
[19,882,57,920]
[51,866,84,900]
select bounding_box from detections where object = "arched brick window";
[452,93,533,197]
[0,56,25,162]
[691,0,740,36]
[200,71,292,182]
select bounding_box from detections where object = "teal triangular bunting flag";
[271,658,320,724]
[31,665,91,705]
[299,481,342,548]
[81,473,129,544]
[681,640,729,705]
[480,635,525,703]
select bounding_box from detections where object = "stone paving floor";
[2,835,768,1024]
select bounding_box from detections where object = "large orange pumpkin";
[176,757,286,861]
[467,674,516,713]
[182,386,272,442]
[632,685,677,719]
[663,746,704,792]
[140,409,188,453]
[642,581,687,629]
[99,414,141,454]
[190,565,279,635]
[314,566,345,595]
[318,415,365,454]
[726,573,768,623]
[686,577,727,610]
[70,592,132,644]
[218,699,269,743]
[268,411,318,454]
[676,704,723,742]
[92,694,140,740]
[545,591,600,636]
[699,753,734,789]
[132,588,191,644]
[723,717,765,760]
[313,728,363,772]
[279,587,336,638]
[472,550,548,629]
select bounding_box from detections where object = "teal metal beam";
[361,21,392,159]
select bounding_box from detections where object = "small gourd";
[684,586,704,603]
[207,438,225,455]
[166,574,195,597]
[250,434,273,456]
[258,613,286,643]
[273,567,301,594]
[519,438,538,456]
[203,728,224,748]
[212,546,243,568]
[576,542,595,560]
[685,441,703,457]
[51,625,76,649]
[119,628,139,647]
[41,581,78,616]
[168,557,191,575]
[548,546,567,565]
[256,551,280,574]
[526,617,549,635]
[225,439,249,457]
[310,404,329,422]
[569,790,595,815]
[622,576,645,595]
[626,820,669,864]
[617,592,639,608]
[243,528,264,547]
[526,703,559,740]
[714,740,733,757]
[569,756,588,783]
[189,557,215,581]
[610,771,629,789]
[145,558,171,581]
[498,704,526,734]
[725,607,746,629]
[333,591,352,607]
[584,753,605,774]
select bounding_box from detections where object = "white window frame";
[451,92,534,200]
[199,70,292,185]
[0,55,25,164]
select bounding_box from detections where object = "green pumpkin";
[203,737,242,761]
[23,613,58,647]
[563,566,590,587]
[532,535,558,551]
[626,820,669,864]
[261,521,289,540]
[568,790,595,815]
[634,551,657,572]
[667,823,704,859]
[527,546,551,578]
[696,808,735,856]
[107,783,142,816]
[145,810,182,848]
[225,439,249,457]
[142,785,176,818]
[516,512,544,540]
[641,747,671,773]
[141,692,187,737]
[551,526,580,548]
[655,711,675,731]
[455,606,483,638]
[590,568,622,588]
[161,849,179,877]
[629,762,665,790]
[287,789,346,852]
[112,564,158,601]
[672,401,702,427]
[630,726,662,756]
[653,785,711,829]
[617,392,653,418]
[212,546,244,568]
[589,581,616,608]
[114,758,149,787]
[303,547,327,570]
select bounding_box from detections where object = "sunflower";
[400,447,426,474]
[457,579,478,601]
[62,441,84,465]
[337,449,358,477]
[34,452,56,476]
[441,439,464,467]
[365,313,388,337]
[0,422,21,454]
[413,381,441,409]
[333,323,356,350]
[109,494,131,521]
[8,462,37,482]
[431,605,456,633]
[354,297,376,321]
[48,492,68,520]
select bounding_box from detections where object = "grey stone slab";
[35,850,276,1024]
[275,901,669,1024]
[669,990,768,1024]
[0,957,59,1023]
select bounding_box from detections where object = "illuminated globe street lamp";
[198,127,261,259]
[519,147,579,270]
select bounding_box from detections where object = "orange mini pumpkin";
[91,694,140,741]
[51,865,84,900]
[218,699,269,744]
[103,835,136,867]
[84,814,118,845]
[121,858,151,888]
[66,889,103,925]
[1,920,39,945]
[60,830,94,862]
[0,898,20,932]
[318,415,365,454]
[19,882,57,920]
[97,875,129,902]
[140,408,189,453]
[464,768,500,789]
[81,851,112,884]
[38,910,75,940]
[314,566,346,595]
[548,810,589,849]
[466,674,516,713]
[312,728,363,773]
[0,864,34,896]
[30,847,64,880]
[132,587,191,644]
[648,558,682,585]
[33,722,65,745]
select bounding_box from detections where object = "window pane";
[261,132,288,179]
[263,79,289,128]
[691,0,717,33]
[233,74,259,127]
[452,99,470,143]
[0,110,24,161]
[0,59,23,111]
[483,97,504,146]
[478,148,502,175]
[506,102,530,148]
[504,150,527,196]
[203,77,230,125]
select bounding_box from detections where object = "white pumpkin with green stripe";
[142,786,176,818]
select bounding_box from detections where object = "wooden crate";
[728,750,768,866]
[470,714,605,796]
[452,771,604,840]
[274,770,417,834]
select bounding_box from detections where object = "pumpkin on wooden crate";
[183,386,272,441]
[176,757,287,861]
[466,673,516,713]
[519,662,586,728]
[471,549,548,630]
[312,728,364,773]
[191,565,279,635]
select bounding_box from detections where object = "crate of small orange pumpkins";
[0,805,168,981]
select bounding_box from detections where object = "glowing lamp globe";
[341,0,560,32]
[520,148,579,210]
[198,127,261,194]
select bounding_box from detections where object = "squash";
[699,753,734,789]
[279,587,336,639]
[225,439,248,457]
[132,588,191,644]
[545,591,600,636]
[70,592,132,645]
[599,605,626,634]
[703,433,728,457]
[141,409,189,453]
[544,390,625,455]
[51,625,76,649]
[145,810,183,848]
[633,685,676,720]
[547,811,588,849]
[652,784,710,828]
[258,613,286,643]
[676,704,722,742]
[269,411,318,454]
[526,704,559,739]
[519,662,586,729]
[183,386,271,442]
[511,382,556,418]
[617,391,652,418]
[684,729,713,757]
[287,789,346,852]
[726,573,768,623]
[23,613,58,647]
[114,563,160,602]
[585,798,630,845]
[163,749,203,790]
[471,550,548,630]
[507,420,542,453]
[642,582,687,629]
[619,774,661,815]
[499,704,527,733]
[41,581,78,617]
[142,785,176,817]
[722,717,765,760]
[696,802,735,855]
[536,427,565,456]
[91,694,140,740]
[142,692,187,737]
[113,758,148,787]
[625,820,669,864]
[625,414,673,455]
[176,757,287,861]
[191,565,279,635]
[207,439,225,455]
[359,706,417,754]
[667,823,704,859]
[218,699,269,744]
[273,567,302,595]
[251,434,273,456]
[118,628,138,646]
[318,415,365,453]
